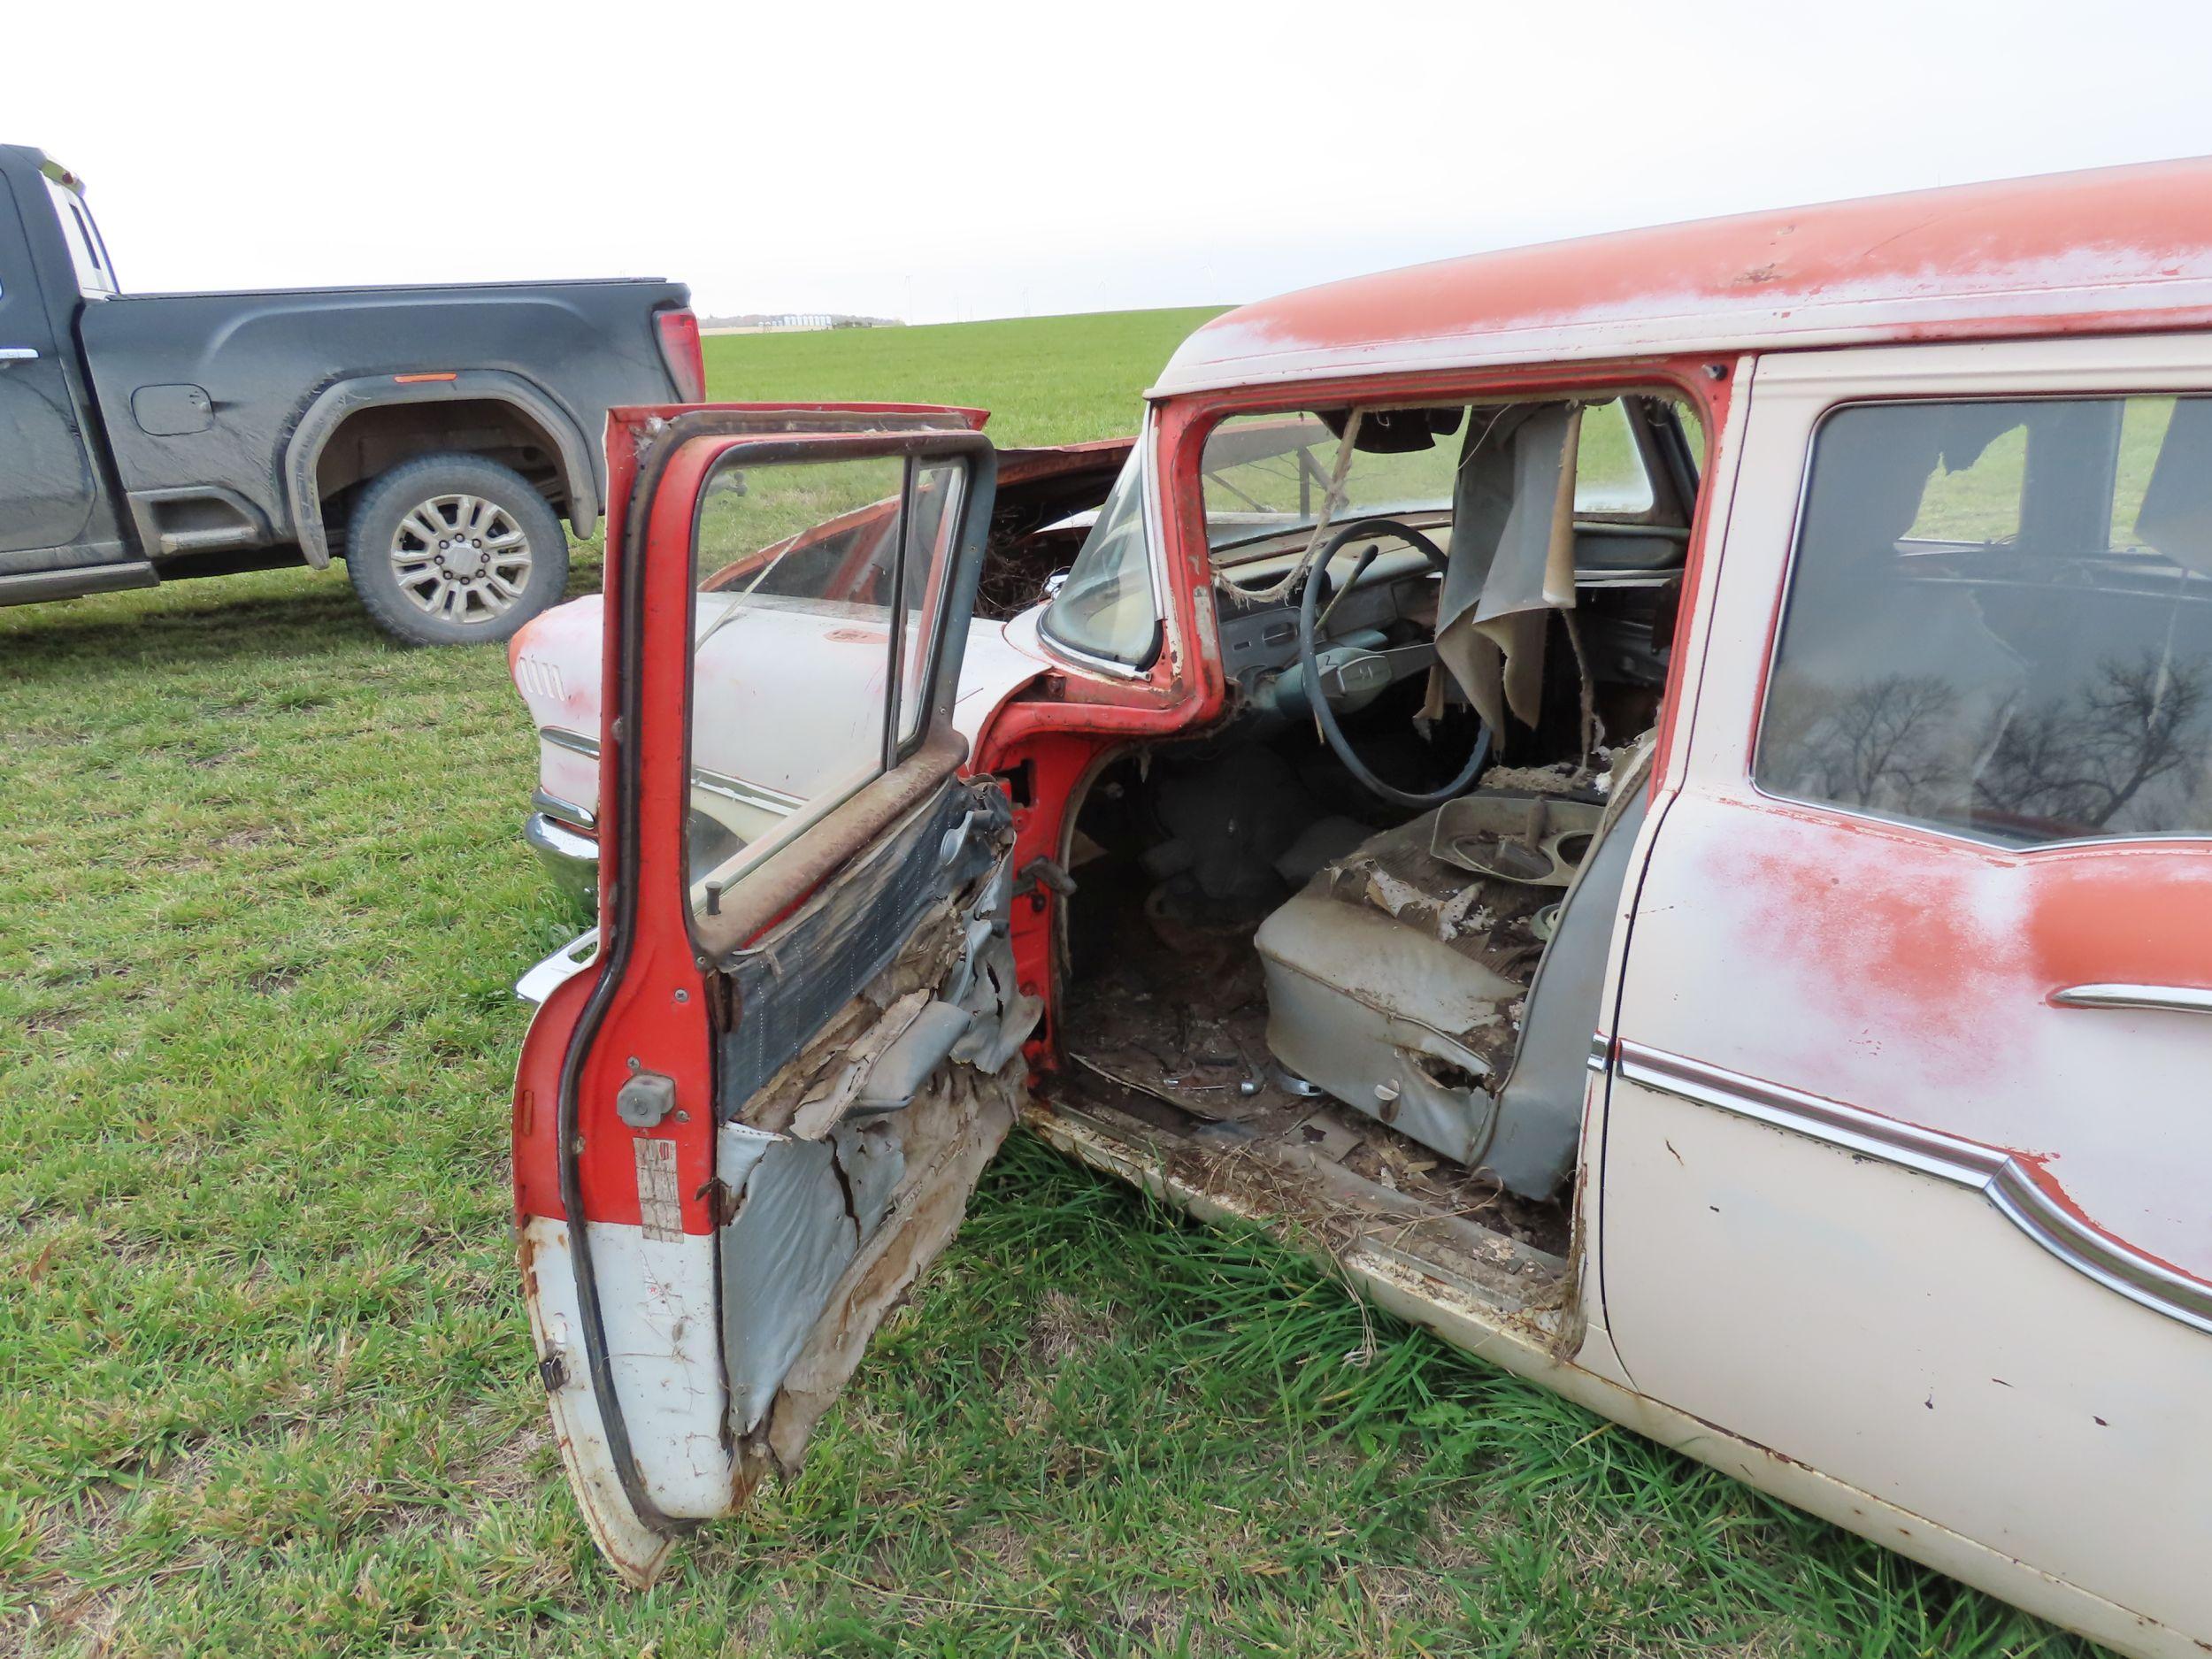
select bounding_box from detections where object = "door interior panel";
[710,772,1037,1480]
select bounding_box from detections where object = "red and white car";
[509,161,2212,1656]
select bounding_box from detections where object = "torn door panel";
[718,1118,905,1434]
[716,778,1014,1106]
[712,774,1040,1477]
[757,1067,1018,1477]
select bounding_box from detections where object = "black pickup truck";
[0,143,701,643]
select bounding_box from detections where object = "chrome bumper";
[525,811,599,911]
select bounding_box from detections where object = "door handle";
[2051,983,2212,1016]
[0,347,39,362]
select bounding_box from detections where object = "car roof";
[1150,157,2212,396]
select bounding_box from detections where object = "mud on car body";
[508,161,2212,1657]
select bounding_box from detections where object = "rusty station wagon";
[509,159,2212,1655]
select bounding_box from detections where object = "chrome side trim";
[2051,982,2212,1017]
[533,787,596,832]
[1984,1164,2212,1334]
[539,726,803,817]
[1617,1044,2001,1187]
[1616,1041,2212,1337]
[1586,1031,1613,1074]
[689,767,803,816]
[516,927,600,1005]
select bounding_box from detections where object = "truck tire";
[344,453,569,646]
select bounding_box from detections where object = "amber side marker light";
[394,372,459,383]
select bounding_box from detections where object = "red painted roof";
[1153,157,2212,394]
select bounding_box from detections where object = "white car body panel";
[1603,334,2212,1646]
[511,592,1051,835]
[519,1214,728,1586]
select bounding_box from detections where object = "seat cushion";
[1254,802,1557,1170]
[1256,888,1522,1166]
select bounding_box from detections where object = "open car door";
[511,404,1037,1584]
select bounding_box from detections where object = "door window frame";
[656,427,996,954]
[1150,358,1731,779]
[682,439,987,918]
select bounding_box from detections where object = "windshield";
[1201,401,1658,564]
[1040,442,1160,668]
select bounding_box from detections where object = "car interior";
[1033,392,1704,1300]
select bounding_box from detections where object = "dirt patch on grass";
[464,1417,553,1509]
[1026,1288,1118,1370]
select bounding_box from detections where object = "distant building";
[698,311,903,334]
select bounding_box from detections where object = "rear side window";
[42,177,116,298]
[1757,396,2212,845]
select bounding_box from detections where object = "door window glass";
[1757,396,2212,844]
[689,452,940,909]
[900,459,964,741]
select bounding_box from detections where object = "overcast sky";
[13,1,2212,325]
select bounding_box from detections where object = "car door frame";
[513,406,1002,1583]
[0,164,119,568]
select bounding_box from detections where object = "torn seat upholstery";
[1254,740,1654,1197]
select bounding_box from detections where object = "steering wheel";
[1297,517,1490,810]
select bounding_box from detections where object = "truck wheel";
[345,453,569,645]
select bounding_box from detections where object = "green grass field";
[0,310,2093,1657]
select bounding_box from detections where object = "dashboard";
[1215,543,1440,689]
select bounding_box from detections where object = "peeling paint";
[1154,161,2212,395]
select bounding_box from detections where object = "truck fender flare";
[282,369,600,569]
